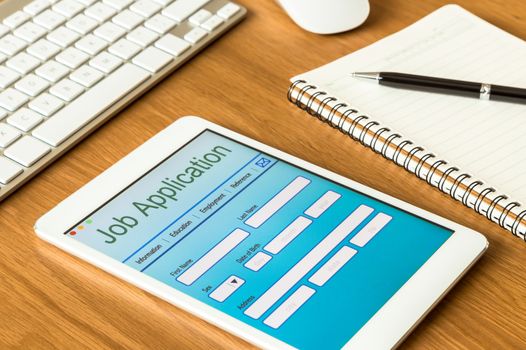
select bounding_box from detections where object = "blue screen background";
[70,130,452,349]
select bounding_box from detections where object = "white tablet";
[36,116,487,350]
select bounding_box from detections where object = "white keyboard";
[0,0,245,201]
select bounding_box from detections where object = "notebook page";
[293,5,526,206]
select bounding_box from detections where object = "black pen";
[351,72,526,103]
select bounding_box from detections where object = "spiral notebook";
[288,4,526,239]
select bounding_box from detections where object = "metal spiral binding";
[474,187,495,213]
[512,210,526,237]
[328,103,348,128]
[437,166,458,192]
[359,121,380,145]
[462,180,483,206]
[486,195,507,221]
[287,80,526,239]
[317,96,337,121]
[449,173,471,200]
[393,140,413,166]
[500,201,521,229]
[306,91,327,116]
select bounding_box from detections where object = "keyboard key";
[201,15,223,32]
[70,64,104,86]
[56,47,89,68]
[7,53,41,75]
[0,109,6,120]
[108,38,141,60]
[94,22,126,43]
[34,9,66,30]
[103,0,133,11]
[217,2,240,19]
[3,11,31,29]
[36,61,70,82]
[13,22,47,43]
[0,123,22,148]
[89,51,122,73]
[33,63,150,146]
[7,108,44,132]
[52,0,85,18]
[0,35,28,56]
[24,0,52,16]
[27,39,61,60]
[132,46,172,73]
[189,9,212,26]
[0,24,9,37]
[162,0,210,22]
[66,13,98,34]
[112,9,143,30]
[0,88,29,111]
[4,135,51,167]
[127,26,158,47]
[85,2,116,22]
[49,78,84,101]
[130,0,162,18]
[0,67,20,89]
[76,34,108,55]
[76,0,97,5]
[28,93,64,116]
[47,26,80,47]
[144,14,176,34]
[184,27,207,44]
[15,74,50,96]
[78,0,98,6]
[155,34,190,56]
[151,0,172,5]
[0,157,23,185]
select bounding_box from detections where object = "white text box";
[305,191,341,218]
[209,275,245,302]
[177,229,249,285]
[309,246,356,286]
[244,205,373,319]
[244,252,272,272]
[245,177,310,228]
[264,216,312,254]
[263,285,315,329]
[350,213,392,247]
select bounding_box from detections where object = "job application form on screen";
[67,130,452,349]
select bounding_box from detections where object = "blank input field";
[244,205,373,319]
[305,191,341,218]
[308,246,356,286]
[244,252,272,271]
[350,212,392,247]
[264,216,312,254]
[177,229,249,286]
[263,285,315,329]
[245,177,310,228]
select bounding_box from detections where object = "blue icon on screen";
[256,157,271,168]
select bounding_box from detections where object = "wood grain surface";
[1,1,526,349]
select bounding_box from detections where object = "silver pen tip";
[351,72,381,81]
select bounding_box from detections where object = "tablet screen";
[67,130,452,349]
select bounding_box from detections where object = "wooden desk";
[1,1,526,348]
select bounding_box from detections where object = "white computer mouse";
[277,0,370,34]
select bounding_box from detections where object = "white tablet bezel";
[35,116,488,350]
